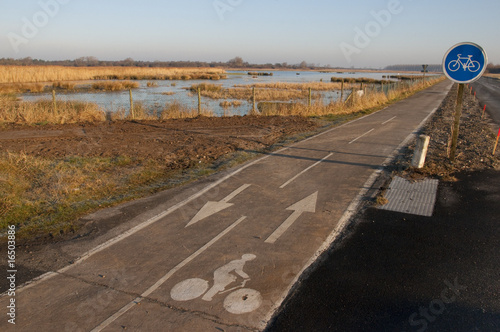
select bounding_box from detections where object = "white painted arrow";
[265,192,318,244]
[186,184,251,227]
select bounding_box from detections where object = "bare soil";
[0,116,318,169]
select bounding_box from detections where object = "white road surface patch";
[379,176,439,217]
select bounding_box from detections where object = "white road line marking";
[349,128,375,144]
[186,184,251,227]
[382,116,397,125]
[279,153,333,189]
[265,192,318,244]
[91,216,248,332]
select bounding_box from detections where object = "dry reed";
[160,100,213,119]
[91,81,139,91]
[220,100,242,108]
[236,82,346,91]
[0,96,105,124]
[0,66,226,84]
[190,83,315,101]
[259,76,444,117]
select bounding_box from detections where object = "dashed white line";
[349,128,375,144]
[382,116,397,125]
[279,153,333,189]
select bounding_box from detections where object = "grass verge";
[0,152,200,240]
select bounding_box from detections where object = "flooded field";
[22,71,412,116]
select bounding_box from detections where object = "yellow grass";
[236,82,347,91]
[91,81,139,91]
[259,76,445,117]
[484,73,500,79]
[190,83,316,101]
[0,66,227,84]
[160,101,213,119]
[0,150,173,238]
[0,95,105,124]
[220,100,242,108]
[0,83,46,94]
[53,81,77,90]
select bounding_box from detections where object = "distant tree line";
[486,64,500,74]
[0,56,323,70]
[384,64,442,72]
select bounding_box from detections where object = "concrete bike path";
[1,80,452,332]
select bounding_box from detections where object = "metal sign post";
[442,42,488,161]
[422,64,428,86]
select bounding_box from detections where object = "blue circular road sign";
[443,42,488,83]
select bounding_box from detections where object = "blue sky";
[1,0,499,68]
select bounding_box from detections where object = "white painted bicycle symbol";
[170,254,262,314]
[448,54,481,73]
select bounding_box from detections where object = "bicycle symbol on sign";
[170,254,262,314]
[447,54,481,73]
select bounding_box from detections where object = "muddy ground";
[0,116,319,169]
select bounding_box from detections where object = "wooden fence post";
[129,88,134,119]
[341,80,344,102]
[252,87,256,114]
[52,89,57,114]
[198,87,201,116]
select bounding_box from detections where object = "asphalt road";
[0,80,453,331]
[472,76,500,125]
[265,78,500,332]
[265,169,500,332]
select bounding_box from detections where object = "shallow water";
[22,70,406,116]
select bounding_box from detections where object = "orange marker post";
[493,127,500,155]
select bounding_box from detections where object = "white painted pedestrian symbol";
[170,254,262,314]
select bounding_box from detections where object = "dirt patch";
[0,115,318,169]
